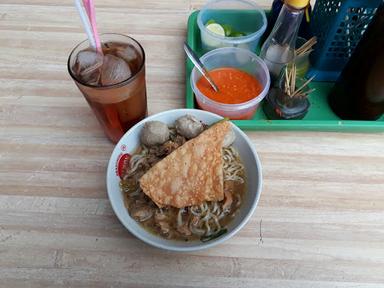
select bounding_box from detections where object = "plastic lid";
[285,0,309,9]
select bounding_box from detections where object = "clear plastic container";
[197,0,267,53]
[191,47,270,120]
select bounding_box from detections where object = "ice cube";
[115,44,139,64]
[74,50,103,85]
[100,54,132,86]
[101,42,118,54]
[75,50,103,72]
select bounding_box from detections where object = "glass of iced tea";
[68,33,147,143]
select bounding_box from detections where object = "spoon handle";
[184,42,219,92]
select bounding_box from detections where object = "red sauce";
[196,67,263,104]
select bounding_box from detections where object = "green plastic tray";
[185,11,384,132]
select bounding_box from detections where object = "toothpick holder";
[263,77,311,120]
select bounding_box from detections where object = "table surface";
[1,1,384,287]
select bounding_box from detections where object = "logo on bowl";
[115,153,130,179]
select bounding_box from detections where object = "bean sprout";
[177,208,184,227]
[204,220,211,236]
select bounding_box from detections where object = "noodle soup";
[119,116,246,242]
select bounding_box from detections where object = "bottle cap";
[285,0,310,9]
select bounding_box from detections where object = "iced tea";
[68,34,147,143]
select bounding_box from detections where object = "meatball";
[175,115,204,139]
[140,121,170,146]
[222,129,235,147]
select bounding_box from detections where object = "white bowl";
[107,109,262,252]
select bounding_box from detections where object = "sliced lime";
[206,19,216,25]
[205,23,225,36]
[231,32,246,37]
[222,24,233,37]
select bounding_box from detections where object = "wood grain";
[0,1,383,287]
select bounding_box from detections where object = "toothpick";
[292,75,316,97]
[296,36,317,56]
[283,63,315,98]
[290,65,296,96]
[285,66,289,94]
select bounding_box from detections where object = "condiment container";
[191,47,270,120]
[260,0,309,83]
[267,0,312,40]
[197,0,267,53]
[263,77,310,120]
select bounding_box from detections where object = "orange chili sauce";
[196,67,262,104]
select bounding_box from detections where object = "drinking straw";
[82,0,102,53]
[74,0,96,49]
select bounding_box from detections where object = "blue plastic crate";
[308,0,382,81]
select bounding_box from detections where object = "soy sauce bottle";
[267,0,312,39]
[260,0,309,83]
[328,4,384,120]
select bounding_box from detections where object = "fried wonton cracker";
[139,120,231,208]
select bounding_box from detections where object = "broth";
[120,127,246,242]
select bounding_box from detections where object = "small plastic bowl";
[198,0,267,52]
[191,47,270,120]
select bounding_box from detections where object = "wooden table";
[1,1,383,287]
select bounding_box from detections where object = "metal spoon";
[183,42,219,92]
